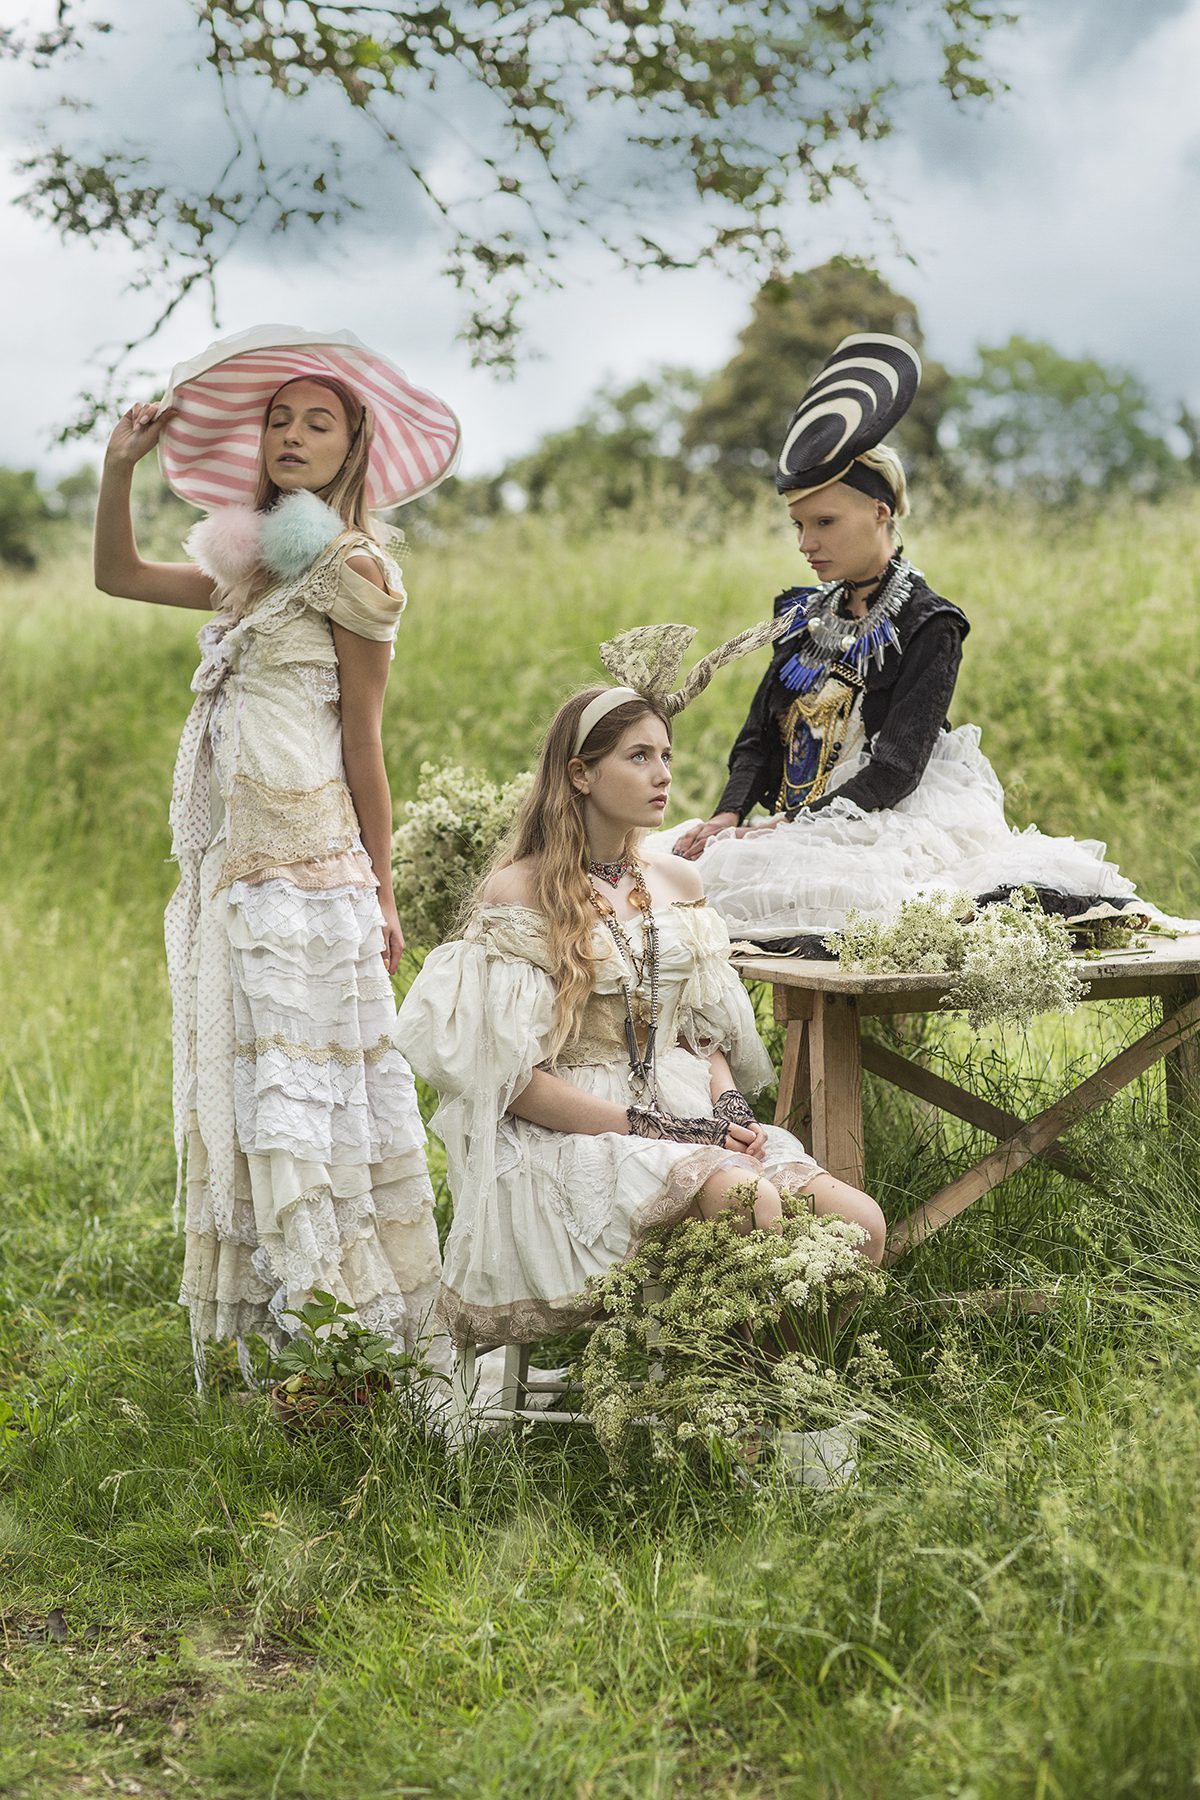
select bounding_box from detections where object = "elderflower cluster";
[829,887,1084,1031]
[579,1194,892,1469]
[391,761,532,947]
[832,889,971,976]
[952,889,1085,1030]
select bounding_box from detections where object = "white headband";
[573,687,644,755]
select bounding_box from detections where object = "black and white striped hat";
[775,333,921,501]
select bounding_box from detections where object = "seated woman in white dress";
[397,686,885,1347]
[671,334,1153,951]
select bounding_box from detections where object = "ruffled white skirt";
[177,843,445,1367]
[440,1042,820,1346]
[673,725,1143,944]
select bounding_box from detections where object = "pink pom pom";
[184,505,262,587]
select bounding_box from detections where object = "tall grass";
[2,499,1199,1798]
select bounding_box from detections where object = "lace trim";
[215,773,359,891]
[234,1031,399,1068]
[236,848,376,892]
[295,662,341,706]
[245,538,366,635]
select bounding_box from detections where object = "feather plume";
[259,490,346,579]
[183,505,261,588]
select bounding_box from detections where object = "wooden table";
[732,934,1200,1267]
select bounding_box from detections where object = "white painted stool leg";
[452,1341,478,1418]
[498,1342,529,1414]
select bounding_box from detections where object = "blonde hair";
[854,443,910,534]
[232,376,378,609]
[477,688,673,1062]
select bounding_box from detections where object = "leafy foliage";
[11,1,1011,429]
[503,368,703,513]
[683,258,951,496]
[942,335,1183,502]
[272,1290,410,1396]
[391,759,533,946]
[0,468,51,569]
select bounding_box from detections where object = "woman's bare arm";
[332,617,405,974]
[94,404,217,611]
[507,1065,631,1135]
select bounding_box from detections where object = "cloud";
[1,0,1198,481]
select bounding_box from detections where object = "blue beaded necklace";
[777,557,918,695]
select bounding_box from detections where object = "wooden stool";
[452,1340,582,1426]
[452,1279,667,1428]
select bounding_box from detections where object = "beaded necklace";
[588,855,634,888]
[778,556,919,694]
[587,861,660,1107]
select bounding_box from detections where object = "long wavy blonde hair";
[480,688,673,1061]
[230,376,378,609]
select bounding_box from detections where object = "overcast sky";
[3,0,1199,483]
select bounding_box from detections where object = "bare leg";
[693,1166,784,1232]
[800,1171,887,1266]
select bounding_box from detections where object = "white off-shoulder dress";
[167,532,444,1373]
[397,900,822,1345]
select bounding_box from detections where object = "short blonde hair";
[855,443,909,528]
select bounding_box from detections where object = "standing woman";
[94,326,460,1380]
[398,648,885,1350]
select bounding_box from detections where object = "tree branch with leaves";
[7,0,1013,434]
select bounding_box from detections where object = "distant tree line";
[426,259,1197,526]
[2,259,1195,567]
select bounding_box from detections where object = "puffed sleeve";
[325,547,407,641]
[675,905,776,1094]
[396,925,558,1234]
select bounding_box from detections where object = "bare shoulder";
[641,847,704,904]
[345,551,386,591]
[477,859,536,907]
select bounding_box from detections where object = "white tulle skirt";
[668,725,1144,944]
[176,839,446,1370]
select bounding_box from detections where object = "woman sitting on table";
[671,334,1151,951]
[397,643,885,1349]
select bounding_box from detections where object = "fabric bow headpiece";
[573,613,793,754]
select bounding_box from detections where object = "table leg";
[774,1018,812,1138]
[807,992,865,1189]
[1164,979,1200,1125]
[772,986,813,1141]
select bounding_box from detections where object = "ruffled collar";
[469,898,725,977]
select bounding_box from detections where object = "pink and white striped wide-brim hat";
[158,324,462,511]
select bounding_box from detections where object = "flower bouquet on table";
[579,1189,891,1485]
[829,887,1089,1032]
[269,1291,429,1436]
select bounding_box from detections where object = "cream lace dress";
[396,900,822,1345]
[167,532,444,1375]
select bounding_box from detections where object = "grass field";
[2,499,1199,1798]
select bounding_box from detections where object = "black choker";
[589,856,633,888]
[844,561,896,591]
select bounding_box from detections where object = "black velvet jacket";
[715,574,970,821]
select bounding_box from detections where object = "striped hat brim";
[158,324,462,512]
[775,333,920,498]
